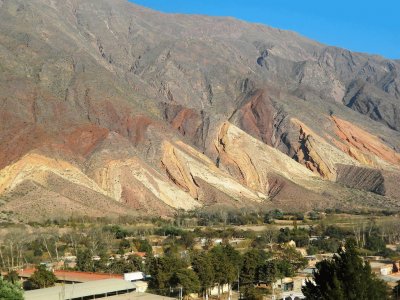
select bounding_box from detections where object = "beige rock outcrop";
[91,157,201,211]
[161,139,265,203]
[0,152,106,195]
[291,118,359,180]
[214,122,318,193]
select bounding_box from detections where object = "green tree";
[192,252,215,297]
[210,245,238,296]
[119,239,131,250]
[76,248,94,272]
[180,231,196,249]
[4,271,19,285]
[393,280,400,300]
[127,254,144,272]
[275,259,295,278]
[276,246,307,273]
[108,255,143,274]
[302,240,389,300]
[29,265,57,289]
[365,235,386,252]
[138,239,153,255]
[257,261,277,285]
[0,277,23,300]
[242,285,263,300]
[240,249,267,286]
[171,269,201,296]
[148,256,187,293]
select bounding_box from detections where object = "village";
[1,210,400,299]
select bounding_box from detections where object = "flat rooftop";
[24,278,135,300]
[104,292,176,300]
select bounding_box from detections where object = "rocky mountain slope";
[0,0,399,221]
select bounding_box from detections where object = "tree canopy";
[393,280,400,300]
[29,265,57,289]
[171,269,200,296]
[302,240,389,300]
[0,277,23,300]
[192,251,215,296]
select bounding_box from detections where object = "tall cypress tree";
[302,239,389,300]
[192,251,215,297]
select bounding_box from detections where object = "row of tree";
[147,243,307,299]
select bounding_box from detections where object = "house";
[304,256,317,267]
[229,238,245,246]
[370,262,394,276]
[63,255,77,269]
[274,278,294,292]
[273,275,309,299]
[124,251,147,260]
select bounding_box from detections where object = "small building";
[274,278,294,292]
[286,240,296,248]
[370,262,394,276]
[63,255,77,269]
[214,238,223,245]
[124,272,145,282]
[304,256,317,267]
[134,280,148,292]
[124,251,147,260]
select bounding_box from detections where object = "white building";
[124,272,145,282]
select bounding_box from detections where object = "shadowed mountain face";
[0,0,399,221]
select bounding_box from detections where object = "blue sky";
[129,0,399,59]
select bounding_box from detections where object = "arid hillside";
[0,0,399,221]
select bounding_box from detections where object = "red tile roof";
[133,252,146,258]
[18,269,123,282]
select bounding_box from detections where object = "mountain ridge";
[0,0,399,221]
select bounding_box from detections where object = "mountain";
[0,0,399,222]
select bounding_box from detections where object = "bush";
[103,225,129,239]
[29,265,57,289]
[365,235,386,252]
[154,226,183,237]
[0,277,23,300]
